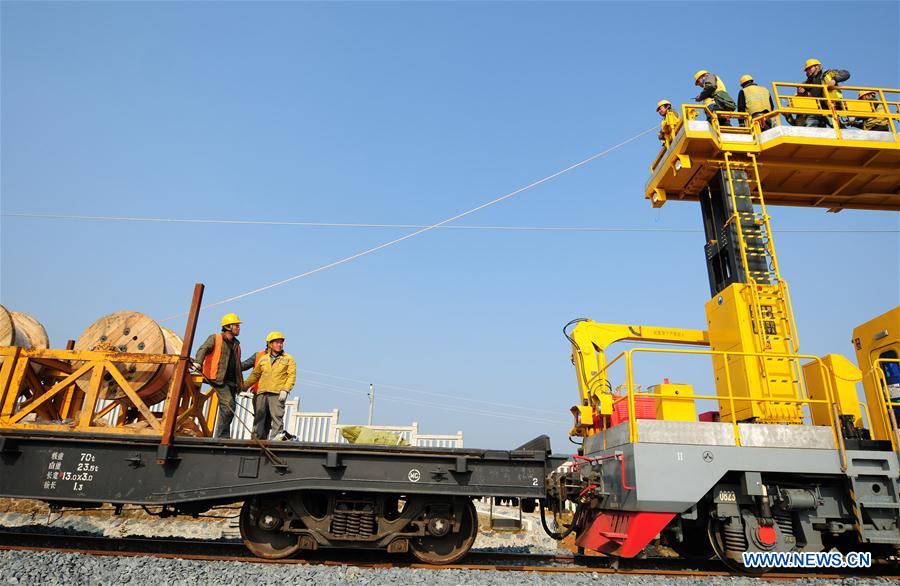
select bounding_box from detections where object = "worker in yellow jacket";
[243,331,297,440]
[848,90,889,132]
[656,100,680,148]
[737,74,775,130]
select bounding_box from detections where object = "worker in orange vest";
[194,312,244,438]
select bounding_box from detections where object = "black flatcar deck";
[0,431,561,507]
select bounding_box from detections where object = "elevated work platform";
[647,84,900,212]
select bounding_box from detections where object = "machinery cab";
[853,307,900,445]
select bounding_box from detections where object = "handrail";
[649,83,900,172]
[597,345,846,450]
[770,82,899,139]
[871,358,900,453]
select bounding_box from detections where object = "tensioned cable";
[299,379,564,424]
[299,379,567,425]
[301,368,557,416]
[154,126,657,320]
[3,212,896,234]
[66,128,661,348]
[298,381,567,425]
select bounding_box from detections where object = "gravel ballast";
[0,550,893,586]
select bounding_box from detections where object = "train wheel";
[240,497,302,559]
[707,515,767,574]
[410,498,478,564]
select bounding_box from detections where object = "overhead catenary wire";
[39,127,664,358]
[299,379,562,424]
[299,379,568,425]
[149,126,657,320]
[3,212,896,234]
[301,368,558,417]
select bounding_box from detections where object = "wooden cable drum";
[74,311,183,406]
[153,325,184,403]
[0,305,14,347]
[0,305,16,346]
[0,305,50,367]
[10,311,50,350]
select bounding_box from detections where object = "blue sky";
[2,1,898,451]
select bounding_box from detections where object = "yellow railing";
[651,84,900,171]
[591,345,861,456]
[871,358,900,453]
[768,83,900,142]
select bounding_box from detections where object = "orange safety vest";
[249,350,267,393]
[201,333,243,384]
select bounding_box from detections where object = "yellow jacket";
[862,102,888,130]
[243,351,297,395]
[659,110,680,147]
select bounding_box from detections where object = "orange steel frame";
[0,284,212,462]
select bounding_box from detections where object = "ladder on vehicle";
[720,152,805,423]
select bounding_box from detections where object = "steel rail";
[0,530,894,578]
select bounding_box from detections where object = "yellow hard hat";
[694,69,709,83]
[803,58,821,71]
[656,99,672,109]
[221,313,241,327]
[266,331,285,343]
[739,74,754,85]
[858,89,876,98]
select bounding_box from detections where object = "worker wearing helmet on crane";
[848,90,890,132]
[693,70,736,124]
[737,74,775,130]
[797,58,850,127]
[243,331,297,440]
[656,100,680,148]
[194,313,245,438]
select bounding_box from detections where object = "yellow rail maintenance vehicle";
[549,82,900,570]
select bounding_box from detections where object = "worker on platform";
[848,90,890,132]
[737,74,775,130]
[694,70,736,124]
[797,58,850,127]
[195,313,244,439]
[243,331,297,440]
[656,100,680,148]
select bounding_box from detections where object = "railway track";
[0,530,895,578]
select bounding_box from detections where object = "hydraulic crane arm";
[565,319,709,437]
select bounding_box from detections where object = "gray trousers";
[213,383,239,438]
[253,393,286,440]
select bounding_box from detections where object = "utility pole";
[367,383,375,426]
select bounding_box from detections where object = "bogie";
[238,491,479,563]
